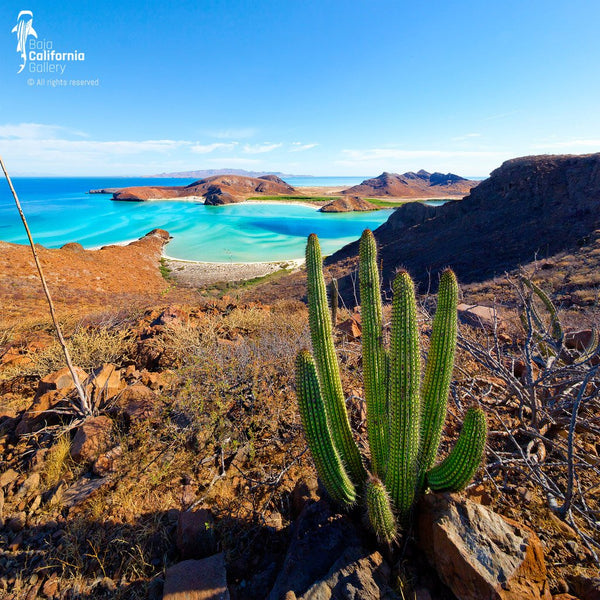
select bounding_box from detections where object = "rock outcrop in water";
[112,175,296,204]
[327,153,600,301]
[341,170,478,198]
[319,196,378,212]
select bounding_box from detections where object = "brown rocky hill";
[0,230,172,327]
[319,196,378,212]
[325,153,600,304]
[112,174,295,204]
[341,170,478,198]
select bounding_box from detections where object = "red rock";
[92,445,123,476]
[70,416,113,462]
[16,391,63,435]
[114,384,157,421]
[0,468,19,489]
[42,576,60,598]
[177,509,217,560]
[90,363,124,404]
[569,575,600,600]
[418,493,551,600]
[37,366,88,395]
[336,317,362,340]
[163,554,230,600]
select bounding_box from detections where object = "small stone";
[7,511,26,532]
[42,577,59,598]
[113,384,157,422]
[0,468,19,488]
[163,554,230,599]
[17,472,40,498]
[29,494,42,514]
[291,477,319,517]
[70,416,113,462]
[265,511,283,531]
[92,445,123,476]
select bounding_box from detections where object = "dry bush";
[42,435,73,489]
[21,325,136,377]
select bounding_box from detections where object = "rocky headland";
[111,174,295,204]
[340,170,478,198]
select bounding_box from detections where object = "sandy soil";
[164,258,304,286]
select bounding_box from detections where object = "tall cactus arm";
[359,230,388,478]
[305,234,365,483]
[418,269,459,488]
[386,270,421,522]
[365,475,397,544]
[296,351,357,508]
[426,406,487,493]
[522,277,563,342]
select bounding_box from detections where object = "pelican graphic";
[12,10,37,73]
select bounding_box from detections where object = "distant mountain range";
[149,168,311,179]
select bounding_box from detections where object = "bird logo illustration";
[12,10,38,73]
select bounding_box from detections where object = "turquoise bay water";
[0,177,393,262]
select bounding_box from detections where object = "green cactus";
[365,475,396,544]
[295,350,357,508]
[305,234,366,483]
[296,230,487,543]
[427,406,488,492]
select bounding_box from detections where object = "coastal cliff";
[341,170,478,198]
[327,153,600,301]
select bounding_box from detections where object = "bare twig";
[0,156,91,416]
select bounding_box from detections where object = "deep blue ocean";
[0,176,398,262]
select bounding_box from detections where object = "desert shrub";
[24,325,136,377]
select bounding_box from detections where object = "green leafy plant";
[295,230,487,543]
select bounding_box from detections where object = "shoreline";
[164,256,305,286]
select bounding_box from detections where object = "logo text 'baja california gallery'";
[12,10,86,75]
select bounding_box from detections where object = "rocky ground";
[1,283,599,599]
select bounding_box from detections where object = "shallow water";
[0,177,395,262]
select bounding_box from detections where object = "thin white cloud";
[210,128,257,139]
[531,139,600,150]
[203,157,261,166]
[190,142,238,154]
[243,142,282,154]
[339,148,503,162]
[290,143,318,152]
[0,122,87,139]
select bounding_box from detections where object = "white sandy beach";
[163,257,305,286]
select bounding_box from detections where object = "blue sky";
[1,0,599,177]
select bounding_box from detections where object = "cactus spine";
[359,231,388,479]
[365,476,397,544]
[387,270,421,522]
[296,230,487,543]
[426,406,487,492]
[328,278,339,326]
